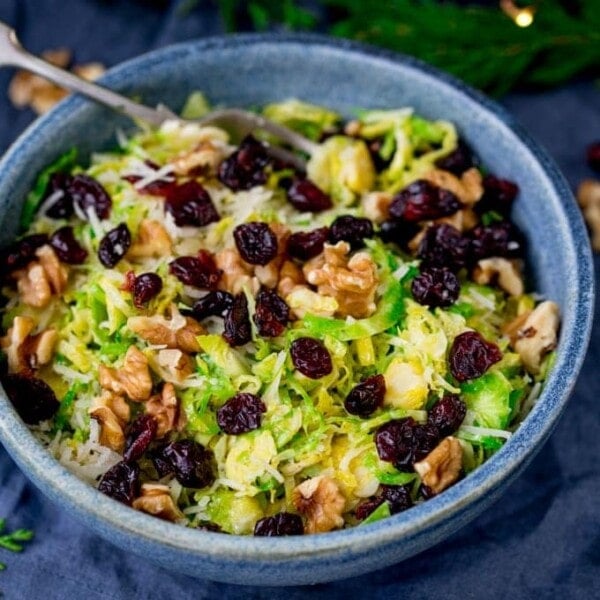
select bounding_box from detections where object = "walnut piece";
[0,316,58,374]
[146,382,185,438]
[171,140,226,176]
[214,247,259,295]
[155,349,195,384]
[510,301,560,374]
[292,475,345,534]
[472,257,524,296]
[577,179,600,251]
[277,260,305,299]
[89,391,130,452]
[303,241,378,318]
[362,191,393,224]
[424,167,483,205]
[99,346,153,402]
[132,483,183,521]
[285,286,338,319]
[127,219,172,260]
[128,305,204,353]
[414,436,463,494]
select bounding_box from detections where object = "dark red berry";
[417,224,470,272]
[254,513,304,536]
[161,440,215,488]
[468,221,524,261]
[169,251,222,289]
[290,337,333,379]
[355,497,385,520]
[587,141,600,172]
[164,181,220,227]
[192,291,234,320]
[427,395,467,436]
[68,174,112,220]
[378,219,420,251]
[389,180,462,223]
[44,173,75,219]
[375,417,439,472]
[217,392,267,435]
[233,222,278,265]
[98,461,140,505]
[148,444,174,478]
[49,226,87,264]
[434,140,477,175]
[253,288,289,337]
[449,331,502,382]
[411,267,460,308]
[218,135,270,191]
[132,273,163,308]
[367,137,392,172]
[98,223,131,268]
[286,177,333,212]
[344,374,386,417]
[0,234,48,276]
[380,484,413,513]
[123,414,158,462]
[287,227,329,261]
[476,175,519,215]
[1,373,59,424]
[223,292,252,346]
[329,215,374,249]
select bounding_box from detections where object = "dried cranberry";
[169,251,222,289]
[233,222,278,265]
[223,293,252,346]
[218,134,270,191]
[192,291,234,320]
[434,140,477,175]
[344,374,386,418]
[132,273,163,308]
[217,392,267,435]
[389,180,462,223]
[427,394,467,436]
[380,484,413,513]
[449,331,502,382]
[286,177,332,212]
[254,289,289,337]
[290,337,333,379]
[49,226,87,264]
[98,223,131,268]
[375,417,439,471]
[355,497,385,520]
[329,215,374,249]
[476,175,519,215]
[287,227,329,261]
[1,373,58,424]
[98,461,140,505]
[587,141,600,172]
[164,181,220,227]
[417,224,470,272]
[161,440,215,488]
[254,513,304,536]
[411,267,460,308]
[378,219,420,251]
[0,234,48,276]
[44,173,75,219]
[468,221,524,261]
[123,414,158,462]
[148,444,173,478]
[68,174,112,220]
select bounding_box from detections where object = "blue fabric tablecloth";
[0,1,598,598]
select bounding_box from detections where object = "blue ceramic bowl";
[0,35,594,586]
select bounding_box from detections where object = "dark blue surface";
[0,1,598,597]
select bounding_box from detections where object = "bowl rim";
[0,32,594,562]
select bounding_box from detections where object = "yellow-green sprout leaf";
[207,489,264,535]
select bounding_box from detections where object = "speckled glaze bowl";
[0,35,594,586]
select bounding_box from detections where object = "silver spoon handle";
[0,21,172,126]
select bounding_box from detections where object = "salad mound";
[0,97,560,536]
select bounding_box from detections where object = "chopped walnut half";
[127,219,172,260]
[171,140,226,176]
[0,316,58,374]
[285,286,338,319]
[146,382,185,438]
[424,167,483,205]
[254,223,291,288]
[277,260,305,299]
[414,436,463,494]
[89,391,130,452]
[577,180,600,251]
[15,245,68,308]
[436,206,479,232]
[362,192,393,224]
[155,349,195,384]
[215,247,259,295]
[132,483,183,521]
[292,476,346,534]
[99,346,153,402]
[473,257,524,296]
[303,241,378,318]
[128,305,204,353]
[509,301,560,374]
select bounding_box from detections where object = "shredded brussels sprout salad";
[0,95,560,536]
